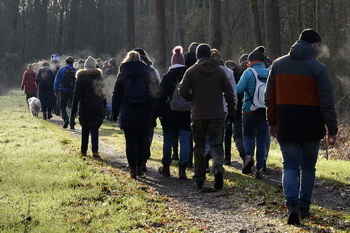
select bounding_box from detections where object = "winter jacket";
[179,58,236,120]
[265,40,338,141]
[21,69,37,95]
[237,62,269,114]
[35,66,56,108]
[233,64,247,119]
[112,61,153,129]
[71,69,105,129]
[54,64,77,94]
[153,64,190,130]
[220,65,238,113]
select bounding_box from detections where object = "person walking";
[179,43,236,190]
[154,46,190,179]
[237,46,269,179]
[112,51,154,179]
[70,56,105,159]
[54,56,77,129]
[265,29,338,225]
[21,63,37,106]
[35,62,56,120]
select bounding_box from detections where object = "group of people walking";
[21,28,338,225]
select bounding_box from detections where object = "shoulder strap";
[249,67,258,80]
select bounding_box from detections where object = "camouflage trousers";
[191,118,225,185]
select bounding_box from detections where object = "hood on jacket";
[289,40,317,60]
[76,68,102,78]
[119,61,150,78]
[194,58,220,76]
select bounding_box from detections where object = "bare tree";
[248,0,263,46]
[264,0,281,60]
[155,0,166,72]
[126,0,135,50]
[209,0,222,50]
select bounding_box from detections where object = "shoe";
[81,153,87,157]
[213,171,223,190]
[287,202,300,225]
[194,182,203,190]
[171,153,179,161]
[137,166,146,178]
[63,120,69,128]
[130,167,137,179]
[255,168,263,179]
[158,165,170,177]
[242,155,254,174]
[179,164,187,180]
[263,160,267,172]
[70,124,75,130]
[300,207,312,219]
[48,113,52,119]
[92,152,101,159]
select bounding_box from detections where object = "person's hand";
[327,135,336,147]
[269,126,277,138]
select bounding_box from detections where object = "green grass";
[0,90,199,232]
[1,90,350,232]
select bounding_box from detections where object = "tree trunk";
[155,0,166,72]
[248,0,263,46]
[264,0,281,60]
[126,0,135,50]
[303,0,316,29]
[209,0,222,50]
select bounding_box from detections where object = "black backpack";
[124,77,148,105]
[168,75,191,112]
[61,67,76,89]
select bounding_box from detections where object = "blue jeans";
[279,140,320,209]
[192,119,225,184]
[162,129,191,165]
[60,91,73,122]
[233,117,246,158]
[242,113,268,170]
[81,127,99,153]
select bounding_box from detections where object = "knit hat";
[299,28,322,43]
[84,56,97,69]
[51,54,59,62]
[248,46,265,62]
[239,54,249,65]
[65,56,74,64]
[171,46,185,65]
[196,43,211,59]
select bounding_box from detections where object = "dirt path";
[52,116,350,232]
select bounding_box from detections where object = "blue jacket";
[237,62,269,113]
[54,64,77,94]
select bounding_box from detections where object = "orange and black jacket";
[265,40,338,141]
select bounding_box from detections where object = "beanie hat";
[239,54,249,65]
[84,56,97,69]
[248,46,265,62]
[171,46,185,65]
[196,43,211,59]
[299,28,322,43]
[51,54,59,62]
[65,56,74,64]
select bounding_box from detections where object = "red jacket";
[21,69,37,95]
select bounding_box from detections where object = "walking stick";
[325,135,329,160]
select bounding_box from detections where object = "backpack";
[168,76,191,112]
[125,77,148,105]
[248,68,267,111]
[61,67,76,89]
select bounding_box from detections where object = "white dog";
[28,97,41,117]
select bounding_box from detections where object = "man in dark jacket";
[54,56,77,129]
[179,43,236,190]
[265,29,338,225]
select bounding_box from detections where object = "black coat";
[153,65,190,130]
[112,61,153,129]
[35,66,56,108]
[71,69,105,128]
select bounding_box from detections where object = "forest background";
[0,0,349,123]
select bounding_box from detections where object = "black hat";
[196,43,211,59]
[248,46,265,62]
[299,29,322,43]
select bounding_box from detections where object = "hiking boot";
[137,166,146,178]
[300,207,312,219]
[287,202,300,225]
[158,165,170,177]
[130,167,137,179]
[242,155,254,174]
[255,168,263,179]
[194,182,203,190]
[213,171,224,190]
[179,164,187,180]
[263,160,267,172]
[92,152,101,159]
[81,153,87,157]
[171,153,179,161]
[48,113,53,119]
[63,120,69,128]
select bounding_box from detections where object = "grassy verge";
[0,90,199,232]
